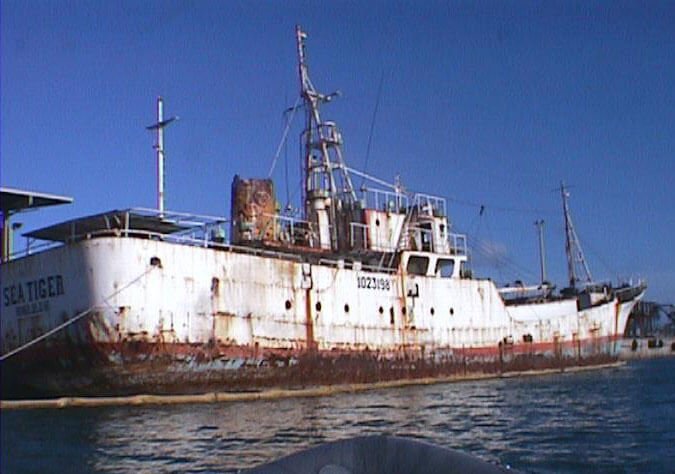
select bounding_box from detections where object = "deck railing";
[412,193,447,217]
[7,207,469,264]
[359,188,408,213]
[448,232,467,256]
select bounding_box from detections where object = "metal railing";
[132,207,230,229]
[448,232,467,256]
[359,187,408,212]
[262,213,321,248]
[412,193,447,217]
[5,208,231,259]
[10,239,61,259]
[6,206,469,263]
[349,221,467,256]
[349,221,399,252]
[349,222,369,250]
[10,226,311,265]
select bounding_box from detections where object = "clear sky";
[1,1,673,303]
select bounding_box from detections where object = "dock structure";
[620,301,675,359]
[0,187,73,263]
[625,301,675,338]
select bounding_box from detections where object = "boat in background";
[1,26,645,398]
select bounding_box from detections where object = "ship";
[0,27,645,399]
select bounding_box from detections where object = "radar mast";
[295,26,357,250]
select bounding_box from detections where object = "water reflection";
[3,360,674,473]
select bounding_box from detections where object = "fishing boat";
[0,27,645,398]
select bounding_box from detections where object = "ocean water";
[2,358,674,473]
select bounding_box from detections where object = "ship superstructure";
[0,27,644,398]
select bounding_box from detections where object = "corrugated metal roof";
[24,210,191,242]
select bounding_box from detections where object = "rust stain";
[305,289,315,351]
[1,331,623,399]
[213,311,236,345]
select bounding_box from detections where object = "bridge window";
[435,258,455,278]
[406,256,429,276]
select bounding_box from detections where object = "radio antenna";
[146,96,178,218]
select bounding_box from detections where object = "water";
[2,359,674,473]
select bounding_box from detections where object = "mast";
[561,182,592,288]
[146,97,178,218]
[156,98,165,216]
[295,25,357,250]
[534,219,547,284]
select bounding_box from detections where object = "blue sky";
[2,1,673,303]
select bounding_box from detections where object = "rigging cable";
[447,196,557,217]
[576,233,620,282]
[284,92,291,208]
[456,205,539,283]
[0,265,157,362]
[360,70,386,189]
[268,96,302,178]
[482,207,505,283]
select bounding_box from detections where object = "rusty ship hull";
[1,233,640,398]
[1,26,645,398]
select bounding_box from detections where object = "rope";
[0,265,157,362]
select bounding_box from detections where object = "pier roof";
[1,187,73,214]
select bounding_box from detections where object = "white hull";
[0,26,645,398]
[1,236,643,397]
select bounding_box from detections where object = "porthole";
[378,306,384,314]
[430,307,435,316]
[402,306,407,315]
[315,302,322,312]
[344,304,350,313]
[450,308,454,315]
[285,300,292,310]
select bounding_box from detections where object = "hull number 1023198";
[356,276,392,291]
